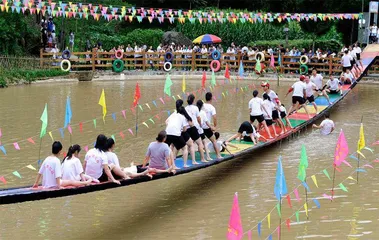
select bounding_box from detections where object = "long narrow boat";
[1,45,378,205]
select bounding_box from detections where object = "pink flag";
[227,193,243,240]
[0,128,2,138]
[270,54,275,68]
[294,188,300,202]
[13,142,20,150]
[334,130,349,166]
[322,193,333,200]
[247,230,251,240]
[68,125,72,134]
[372,140,379,145]
[128,128,134,136]
[159,97,165,105]
[121,110,126,119]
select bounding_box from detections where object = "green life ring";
[113,59,124,72]
[299,64,308,74]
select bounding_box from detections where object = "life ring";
[299,64,308,74]
[210,60,221,72]
[115,49,123,59]
[164,52,174,62]
[299,55,309,65]
[163,62,172,72]
[60,59,71,72]
[62,50,71,59]
[255,52,265,62]
[211,50,221,60]
[112,59,124,72]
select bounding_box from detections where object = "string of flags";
[0,73,249,151]
[227,126,376,240]
[0,0,362,23]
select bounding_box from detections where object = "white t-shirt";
[305,82,317,97]
[198,110,209,133]
[166,112,186,136]
[84,148,108,179]
[353,46,362,54]
[266,90,279,108]
[344,72,354,81]
[291,81,306,97]
[262,100,274,119]
[310,74,323,89]
[279,105,287,114]
[105,152,120,168]
[203,103,216,129]
[327,79,339,91]
[207,141,223,153]
[320,119,335,135]
[249,97,264,116]
[342,54,352,67]
[371,26,377,35]
[61,157,84,181]
[185,105,200,129]
[38,156,62,188]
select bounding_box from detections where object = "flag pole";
[304,179,309,220]
[38,137,43,164]
[331,165,336,201]
[135,105,139,137]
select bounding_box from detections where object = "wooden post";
[91,48,95,72]
[280,53,284,74]
[142,51,146,71]
[191,51,195,71]
[328,55,333,75]
[40,48,43,68]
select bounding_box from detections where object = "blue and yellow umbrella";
[192,34,222,44]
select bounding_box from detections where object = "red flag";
[202,71,206,89]
[133,83,141,107]
[79,122,83,132]
[0,176,6,184]
[225,64,230,79]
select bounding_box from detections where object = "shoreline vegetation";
[0,69,69,88]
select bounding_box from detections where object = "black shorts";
[238,121,254,134]
[243,136,254,142]
[280,111,287,119]
[292,96,305,105]
[350,60,356,66]
[356,53,361,60]
[165,134,186,150]
[265,119,273,126]
[342,66,351,72]
[329,89,339,94]
[203,128,214,139]
[307,95,315,103]
[200,133,205,140]
[272,110,279,120]
[98,169,120,182]
[250,114,264,123]
[181,131,191,142]
[187,126,200,141]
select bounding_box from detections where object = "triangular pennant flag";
[339,183,348,192]
[93,119,97,128]
[225,64,230,79]
[79,122,83,132]
[274,156,288,200]
[323,169,331,180]
[67,125,72,134]
[26,164,36,170]
[128,128,134,136]
[142,122,149,128]
[294,188,300,202]
[347,176,357,181]
[298,144,308,182]
[0,176,6,184]
[334,130,349,166]
[40,103,48,138]
[302,181,310,191]
[276,203,281,218]
[112,113,116,121]
[121,110,126,119]
[111,134,116,142]
[13,142,20,150]
[286,219,291,230]
[145,103,151,110]
[286,195,292,208]
[267,212,271,229]
[257,222,261,237]
[48,131,54,141]
[201,71,206,89]
[164,74,173,96]
[322,193,333,200]
[98,89,107,122]
[0,145,6,155]
[59,128,64,138]
[357,123,366,158]
[295,210,300,223]
[311,175,319,188]
[182,74,186,93]
[238,61,244,77]
[12,171,22,178]
[304,203,308,217]
[226,193,243,240]
[313,198,321,208]
[119,131,125,139]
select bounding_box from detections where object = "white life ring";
[299,55,309,65]
[60,59,71,72]
[255,52,265,62]
[163,62,172,72]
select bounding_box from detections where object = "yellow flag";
[357,123,365,157]
[182,74,186,93]
[311,175,319,188]
[304,203,308,217]
[267,213,271,229]
[48,131,54,142]
[98,89,107,122]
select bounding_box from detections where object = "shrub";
[250,39,342,53]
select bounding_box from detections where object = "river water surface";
[0,78,378,239]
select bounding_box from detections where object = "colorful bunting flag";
[182,74,186,93]
[357,123,365,158]
[286,195,292,208]
[227,193,243,240]
[201,71,206,89]
[294,188,300,202]
[0,176,6,184]
[64,96,72,128]
[40,103,48,138]
[313,198,321,208]
[298,144,308,182]
[13,142,20,150]
[133,83,141,107]
[323,169,331,180]
[304,203,308,217]
[0,145,6,155]
[164,74,173,96]
[48,131,54,141]
[238,61,244,77]
[339,183,348,192]
[27,138,35,144]
[274,156,287,200]
[93,119,97,128]
[334,130,349,166]
[267,212,271,229]
[26,164,36,170]
[295,210,300,223]
[98,89,107,122]
[12,171,22,178]
[311,175,318,188]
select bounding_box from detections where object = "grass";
[0,69,69,88]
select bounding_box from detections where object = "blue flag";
[274,156,288,200]
[64,96,72,128]
[238,61,244,77]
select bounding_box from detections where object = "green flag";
[164,74,173,96]
[255,58,261,73]
[40,103,48,138]
[297,144,308,182]
[211,70,216,87]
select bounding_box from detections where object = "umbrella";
[193,34,222,44]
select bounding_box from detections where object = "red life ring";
[115,49,123,59]
[210,60,221,72]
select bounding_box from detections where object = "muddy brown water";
[0,79,378,239]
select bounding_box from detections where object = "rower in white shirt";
[285,75,310,118]
[310,68,331,104]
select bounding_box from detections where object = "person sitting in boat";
[312,112,335,135]
[225,121,259,145]
[325,75,342,95]
[61,144,97,187]
[142,131,175,174]
[33,141,64,189]
[83,134,121,184]
[207,132,239,154]
[340,69,355,84]
[165,106,189,169]
[105,138,156,179]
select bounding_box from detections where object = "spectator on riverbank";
[69,31,75,52]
